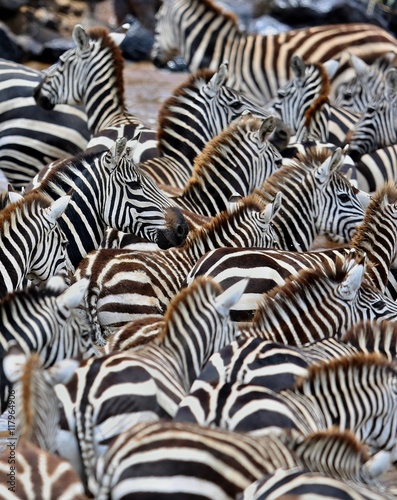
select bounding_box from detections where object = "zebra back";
[27,137,189,270]
[152,0,397,104]
[0,58,90,189]
[34,25,159,164]
[73,192,280,337]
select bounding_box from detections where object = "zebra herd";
[3,0,397,497]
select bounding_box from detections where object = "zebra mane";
[0,191,52,230]
[342,319,397,362]
[293,352,395,393]
[158,276,223,343]
[252,256,348,324]
[351,181,397,252]
[198,0,239,27]
[85,26,126,108]
[186,114,263,188]
[0,284,59,314]
[184,193,268,248]
[255,146,332,202]
[12,351,59,451]
[303,62,331,129]
[157,68,214,141]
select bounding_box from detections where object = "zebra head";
[33,24,115,110]
[151,0,184,69]
[311,147,368,243]
[346,68,397,162]
[101,138,189,249]
[23,193,70,286]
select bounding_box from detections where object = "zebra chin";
[155,206,190,249]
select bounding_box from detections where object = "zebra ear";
[385,68,397,98]
[73,24,90,53]
[214,278,249,318]
[8,191,23,204]
[44,195,71,224]
[57,278,90,309]
[363,450,392,479]
[323,59,339,80]
[208,62,229,95]
[349,53,370,78]
[314,147,343,183]
[290,55,306,79]
[258,115,276,142]
[263,191,283,223]
[108,137,128,169]
[46,358,81,385]
[337,259,364,300]
[2,344,26,383]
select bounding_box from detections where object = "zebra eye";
[338,192,351,203]
[372,300,385,310]
[126,180,141,190]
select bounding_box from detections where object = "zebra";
[334,51,396,113]
[347,67,397,162]
[177,350,397,463]
[34,28,290,188]
[253,146,369,251]
[54,276,247,489]
[159,113,282,216]
[90,420,390,499]
[0,58,90,189]
[151,0,397,106]
[186,180,397,321]
[238,467,395,500]
[0,349,85,498]
[0,191,70,297]
[26,137,189,272]
[73,191,280,344]
[0,277,96,413]
[270,55,360,146]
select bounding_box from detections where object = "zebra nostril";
[177,222,189,238]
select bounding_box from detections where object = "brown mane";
[0,191,51,231]
[86,26,126,108]
[304,62,331,129]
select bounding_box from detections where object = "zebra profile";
[270,55,359,146]
[186,181,397,320]
[254,146,368,251]
[0,58,90,189]
[151,0,397,105]
[0,192,70,296]
[73,192,280,343]
[159,113,282,216]
[54,276,247,488]
[26,137,189,271]
[0,349,85,497]
[347,68,397,162]
[0,277,96,413]
[334,51,396,113]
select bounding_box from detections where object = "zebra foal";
[152,0,397,105]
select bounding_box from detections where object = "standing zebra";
[0,349,86,498]
[73,192,280,344]
[34,28,289,188]
[151,0,397,105]
[334,51,396,113]
[186,180,397,320]
[26,137,188,272]
[159,113,282,216]
[347,68,397,162]
[0,58,90,189]
[54,276,247,489]
[0,192,70,296]
[0,277,96,413]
